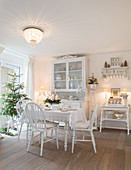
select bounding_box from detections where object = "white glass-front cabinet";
[52,57,86,92]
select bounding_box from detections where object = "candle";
[55,94,58,100]
[52,94,54,101]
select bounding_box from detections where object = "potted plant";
[88,73,98,89]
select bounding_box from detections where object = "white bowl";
[115,114,123,119]
[56,77,62,80]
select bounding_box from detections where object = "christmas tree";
[1,73,30,117]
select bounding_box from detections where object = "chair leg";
[31,132,34,144]
[90,130,97,154]
[18,123,23,140]
[45,131,48,140]
[68,125,71,143]
[40,133,44,157]
[72,130,75,153]
[26,123,29,144]
[75,131,77,144]
[27,131,33,152]
[39,133,41,145]
[55,127,59,149]
[51,129,53,139]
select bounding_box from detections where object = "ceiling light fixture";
[23,27,44,47]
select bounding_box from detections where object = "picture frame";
[111,88,120,97]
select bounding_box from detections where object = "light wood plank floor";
[0,128,131,170]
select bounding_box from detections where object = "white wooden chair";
[16,100,30,143]
[72,103,99,153]
[25,102,59,157]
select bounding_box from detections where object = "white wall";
[33,58,54,103]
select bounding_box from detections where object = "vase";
[52,104,59,110]
[89,84,96,90]
[11,116,15,123]
[123,98,127,106]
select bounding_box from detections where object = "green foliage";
[44,98,61,105]
[88,73,98,85]
[0,128,15,136]
[0,73,30,117]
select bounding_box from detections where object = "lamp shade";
[123,88,128,92]
[40,86,45,90]
[104,88,109,92]
[23,27,44,47]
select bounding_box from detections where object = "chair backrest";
[16,100,29,119]
[25,102,47,130]
[89,103,99,129]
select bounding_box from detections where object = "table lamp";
[123,88,128,92]
[38,86,47,105]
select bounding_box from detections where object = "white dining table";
[43,108,87,151]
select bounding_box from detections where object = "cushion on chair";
[46,122,58,128]
[73,120,90,129]
[33,121,58,132]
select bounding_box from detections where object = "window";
[5,63,20,75]
[5,63,20,83]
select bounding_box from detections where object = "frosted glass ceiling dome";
[23,27,44,47]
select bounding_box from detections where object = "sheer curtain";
[26,57,34,101]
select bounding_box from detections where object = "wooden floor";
[0,128,131,170]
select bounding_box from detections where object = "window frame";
[0,61,23,83]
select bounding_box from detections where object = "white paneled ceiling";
[0,0,131,58]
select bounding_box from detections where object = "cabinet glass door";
[68,61,82,90]
[54,63,66,89]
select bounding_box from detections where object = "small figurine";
[104,61,108,68]
[124,60,128,67]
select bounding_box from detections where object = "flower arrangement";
[44,98,61,105]
[88,73,98,85]
[120,93,128,99]
[44,94,61,105]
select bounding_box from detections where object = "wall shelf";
[102,67,128,79]
[102,57,129,79]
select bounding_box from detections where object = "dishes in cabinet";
[56,77,62,80]
[69,66,73,71]
[55,82,61,88]
[56,74,62,80]
[114,113,124,119]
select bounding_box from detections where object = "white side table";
[100,105,129,135]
